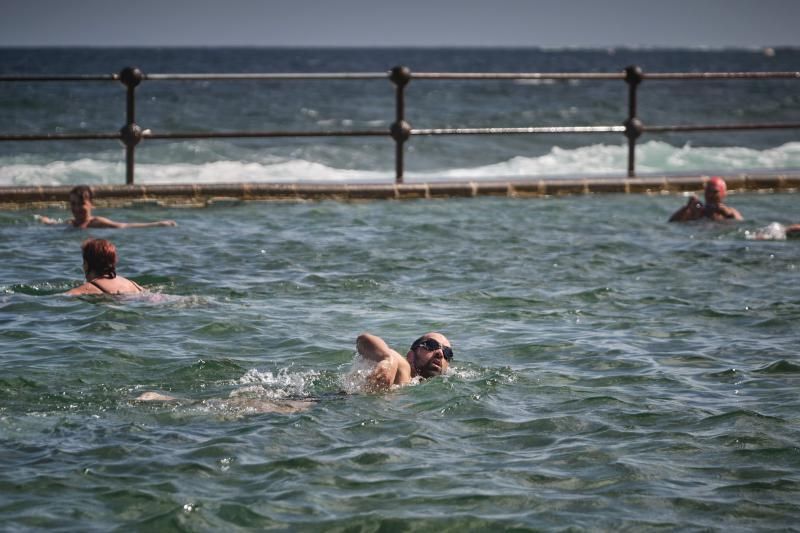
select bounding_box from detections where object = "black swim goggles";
[411,338,454,361]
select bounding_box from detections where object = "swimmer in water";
[134,390,316,414]
[356,332,453,389]
[668,176,743,222]
[65,238,145,296]
[37,185,177,229]
[749,222,800,240]
[136,332,453,405]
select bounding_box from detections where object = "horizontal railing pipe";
[411,126,626,135]
[11,121,800,143]
[641,71,800,80]
[144,130,388,140]
[409,72,625,80]
[143,72,390,81]
[0,133,122,141]
[3,71,796,83]
[0,74,117,82]
[643,122,800,133]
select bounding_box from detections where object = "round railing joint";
[119,66,144,88]
[389,65,411,87]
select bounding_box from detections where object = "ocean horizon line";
[1,44,796,53]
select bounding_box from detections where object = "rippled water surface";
[1,193,799,531]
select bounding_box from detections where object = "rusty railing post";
[624,65,643,178]
[389,65,412,184]
[118,66,144,185]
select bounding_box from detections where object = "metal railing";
[1,65,799,185]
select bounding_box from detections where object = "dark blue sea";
[0,47,799,185]
[1,48,800,531]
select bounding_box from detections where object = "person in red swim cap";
[668,176,743,222]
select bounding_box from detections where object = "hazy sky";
[2,0,799,48]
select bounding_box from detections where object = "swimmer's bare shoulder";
[64,283,105,296]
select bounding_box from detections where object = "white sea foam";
[745,222,787,241]
[235,367,318,399]
[418,141,800,180]
[2,141,799,186]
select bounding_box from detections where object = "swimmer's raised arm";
[356,333,411,388]
[668,195,703,222]
[356,333,396,362]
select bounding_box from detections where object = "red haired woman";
[65,238,145,295]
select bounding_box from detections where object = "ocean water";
[2,191,800,530]
[1,47,799,186]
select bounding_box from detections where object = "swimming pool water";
[1,192,799,530]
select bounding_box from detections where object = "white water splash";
[745,222,787,240]
[2,141,799,185]
[234,367,319,399]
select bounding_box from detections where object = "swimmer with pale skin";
[134,390,315,414]
[669,176,743,222]
[135,388,316,414]
[37,185,177,229]
[749,222,800,240]
[65,238,145,296]
[356,332,453,390]
[136,332,454,407]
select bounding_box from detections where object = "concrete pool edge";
[1,173,799,209]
